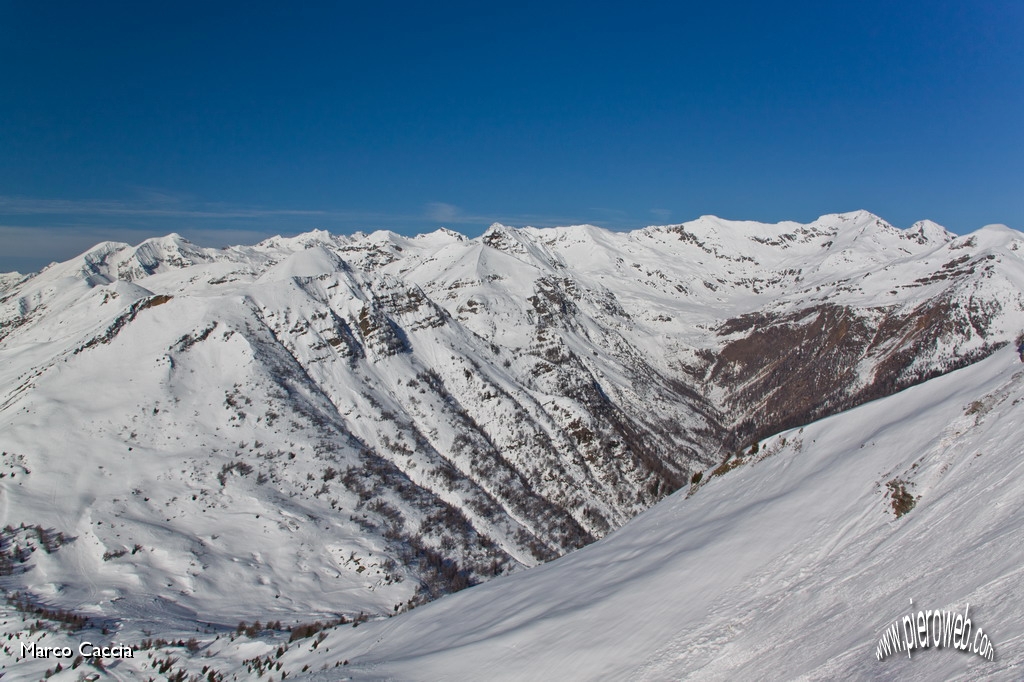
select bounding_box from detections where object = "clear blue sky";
[1,1,1022,272]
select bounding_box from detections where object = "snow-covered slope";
[284,345,1024,681]
[5,344,1022,680]
[0,212,1022,650]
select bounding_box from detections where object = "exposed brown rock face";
[710,298,1005,444]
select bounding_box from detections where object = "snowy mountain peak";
[907,219,955,244]
[421,227,467,241]
[147,231,189,244]
[285,227,336,245]
[80,239,133,263]
[0,271,25,291]
[979,223,1016,233]
[830,208,886,224]
[253,230,354,261]
[258,243,350,280]
[976,223,1022,241]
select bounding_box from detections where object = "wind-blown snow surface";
[5,347,1022,680]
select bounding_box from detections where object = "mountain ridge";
[1,211,1022,633]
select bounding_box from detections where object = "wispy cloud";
[421,201,506,226]
[422,201,602,230]
[424,201,461,223]
[0,193,625,231]
[0,195,328,220]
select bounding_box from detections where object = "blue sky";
[1,1,1022,272]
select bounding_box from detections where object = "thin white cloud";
[586,207,630,221]
[0,196,327,219]
[422,201,600,229]
[424,202,461,223]
[122,186,197,205]
[0,194,612,231]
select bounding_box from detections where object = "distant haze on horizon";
[3,212,1018,277]
[2,1,1022,273]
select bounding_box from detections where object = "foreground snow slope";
[292,345,1024,680]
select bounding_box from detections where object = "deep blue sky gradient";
[1,1,1022,271]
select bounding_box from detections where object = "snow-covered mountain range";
[1,211,1023,679]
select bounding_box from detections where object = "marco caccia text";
[20,640,135,660]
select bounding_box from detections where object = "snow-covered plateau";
[1,211,1022,680]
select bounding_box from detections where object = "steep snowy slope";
[294,345,1024,681]
[1,212,1022,639]
[5,344,1021,681]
